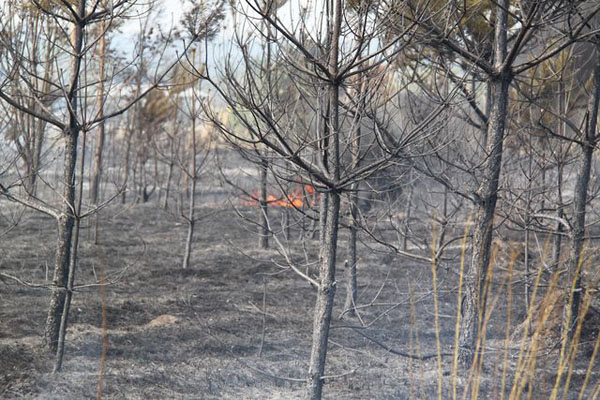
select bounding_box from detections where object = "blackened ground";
[1,203,599,399]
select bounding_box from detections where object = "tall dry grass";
[432,224,600,400]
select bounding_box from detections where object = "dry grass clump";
[444,231,600,400]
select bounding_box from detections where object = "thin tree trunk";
[524,133,533,310]
[132,155,139,202]
[141,156,148,202]
[151,147,159,202]
[123,36,144,204]
[460,0,511,367]
[90,16,106,245]
[54,130,87,372]
[567,52,600,340]
[258,13,273,250]
[343,186,358,318]
[44,131,79,352]
[163,159,174,210]
[182,163,196,270]
[307,0,341,396]
[403,180,413,251]
[164,98,181,211]
[343,72,364,318]
[436,186,449,267]
[43,5,85,352]
[182,151,196,269]
[121,133,131,204]
[182,175,195,270]
[90,14,106,205]
[259,158,269,249]
[25,16,40,198]
[552,164,564,270]
[309,190,319,239]
[30,28,54,197]
[283,207,290,240]
[318,191,329,246]
[182,49,199,270]
[552,84,568,271]
[307,191,340,399]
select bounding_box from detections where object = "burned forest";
[2,1,600,399]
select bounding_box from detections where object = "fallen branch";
[350,327,452,361]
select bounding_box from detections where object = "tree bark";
[343,193,358,317]
[54,130,87,372]
[120,132,132,204]
[307,0,342,397]
[567,51,600,339]
[183,53,199,270]
[343,48,365,319]
[552,163,564,270]
[122,35,144,204]
[44,131,79,352]
[460,0,512,367]
[318,190,329,246]
[90,12,106,205]
[259,158,269,249]
[29,27,54,198]
[307,191,340,399]
[43,3,85,352]
[163,158,174,210]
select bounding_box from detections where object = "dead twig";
[350,327,452,361]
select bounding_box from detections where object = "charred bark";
[259,158,269,249]
[90,17,106,205]
[567,51,600,340]
[43,130,79,352]
[459,0,512,367]
[307,0,342,396]
[307,191,340,399]
[43,1,85,354]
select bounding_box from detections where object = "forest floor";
[1,201,599,399]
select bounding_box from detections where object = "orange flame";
[241,184,317,208]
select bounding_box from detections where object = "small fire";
[241,184,317,208]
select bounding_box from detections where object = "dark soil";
[1,203,599,399]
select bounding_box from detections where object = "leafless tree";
[192,1,450,397]
[0,0,209,370]
[398,0,600,366]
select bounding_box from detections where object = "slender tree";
[398,0,600,365]
[0,0,207,365]
[196,1,443,397]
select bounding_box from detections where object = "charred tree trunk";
[343,188,358,318]
[30,39,53,197]
[307,0,341,397]
[163,157,174,210]
[182,56,199,270]
[43,4,85,353]
[460,0,512,367]
[307,191,340,399]
[90,18,106,244]
[552,163,564,270]
[524,134,533,310]
[90,120,104,204]
[44,130,79,352]
[120,132,132,204]
[402,180,413,251]
[259,157,269,249]
[122,38,144,204]
[567,52,600,340]
[90,16,106,205]
[343,72,364,319]
[140,156,149,203]
[54,130,87,372]
[318,190,329,246]
[182,166,196,270]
